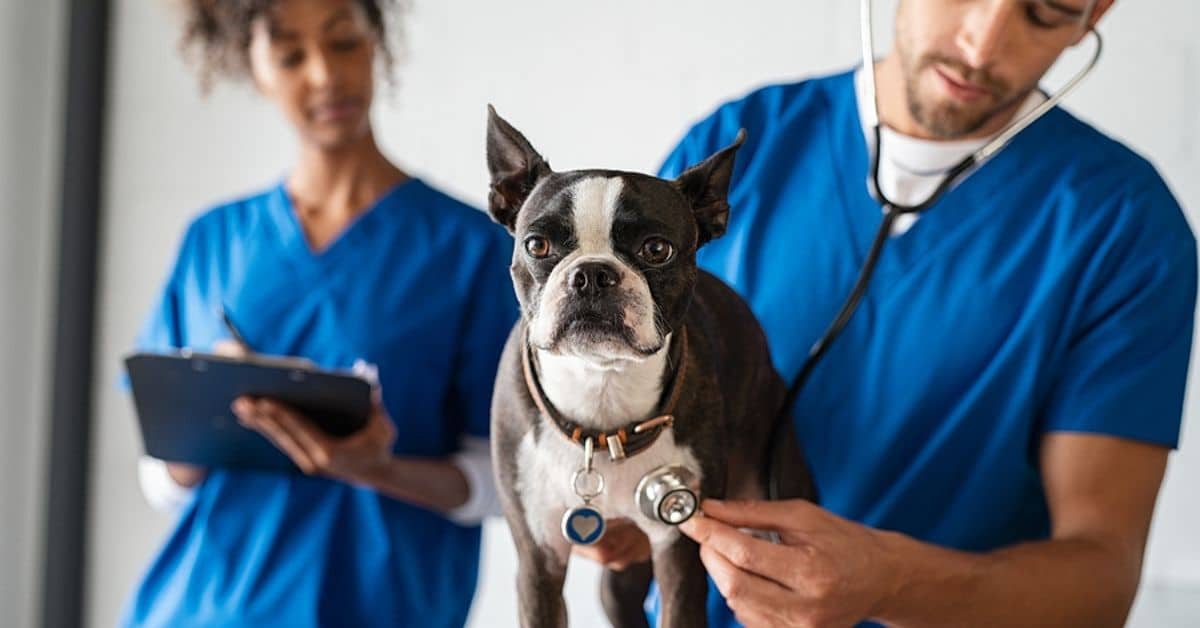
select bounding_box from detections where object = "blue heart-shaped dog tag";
[561,505,605,545]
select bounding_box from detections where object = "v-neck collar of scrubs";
[824,70,1055,287]
[267,176,422,271]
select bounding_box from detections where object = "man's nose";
[956,0,1017,70]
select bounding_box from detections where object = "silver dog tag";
[562,438,606,546]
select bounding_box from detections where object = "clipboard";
[124,350,373,473]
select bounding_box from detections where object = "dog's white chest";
[515,425,701,549]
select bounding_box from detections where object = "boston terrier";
[485,107,814,628]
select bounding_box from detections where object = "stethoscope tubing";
[765,0,1103,500]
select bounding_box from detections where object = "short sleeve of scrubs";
[135,224,198,351]
[1040,176,1197,447]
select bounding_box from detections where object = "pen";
[220,307,254,354]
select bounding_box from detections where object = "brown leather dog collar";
[521,330,689,460]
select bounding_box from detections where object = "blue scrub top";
[654,70,1196,626]
[122,178,518,628]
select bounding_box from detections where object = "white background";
[75,1,1200,627]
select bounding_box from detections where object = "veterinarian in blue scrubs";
[648,2,1195,626]
[123,1,515,626]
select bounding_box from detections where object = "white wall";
[89,1,1200,627]
[0,2,65,628]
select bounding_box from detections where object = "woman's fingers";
[233,397,317,473]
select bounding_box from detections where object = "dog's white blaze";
[515,422,702,556]
[571,176,623,255]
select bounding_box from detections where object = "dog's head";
[486,107,744,365]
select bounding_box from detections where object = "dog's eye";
[524,236,551,259]
[639,237,674,265]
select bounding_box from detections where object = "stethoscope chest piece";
[636,465,701,525]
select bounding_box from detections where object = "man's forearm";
[872,530,1140,628]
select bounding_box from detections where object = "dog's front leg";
[500,472,571,628]
[494,413,572,626]
[601,561,653,628]
[515,540,570,628]
[650,533,708,628]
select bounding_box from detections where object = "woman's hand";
[232,395,397,486]
[165,462,208,487]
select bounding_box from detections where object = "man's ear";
[486,105,552,232]
[673,129,746,246]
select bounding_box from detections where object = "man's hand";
[678,435,1168,628]
[679,498,900,628]
[573,518,652,570]
[233,395,397,485]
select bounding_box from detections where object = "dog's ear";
[487,106,552,233]
[673,129,746,246]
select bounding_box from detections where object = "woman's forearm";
[363,456,471,514]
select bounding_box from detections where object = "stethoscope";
[765,0,1105,500]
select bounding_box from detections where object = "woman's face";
[247,0,378,150]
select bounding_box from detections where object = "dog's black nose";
[569,262,619,296]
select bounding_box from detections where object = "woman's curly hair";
[178,0,403,91]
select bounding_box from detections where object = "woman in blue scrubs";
[123,1,516,626]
